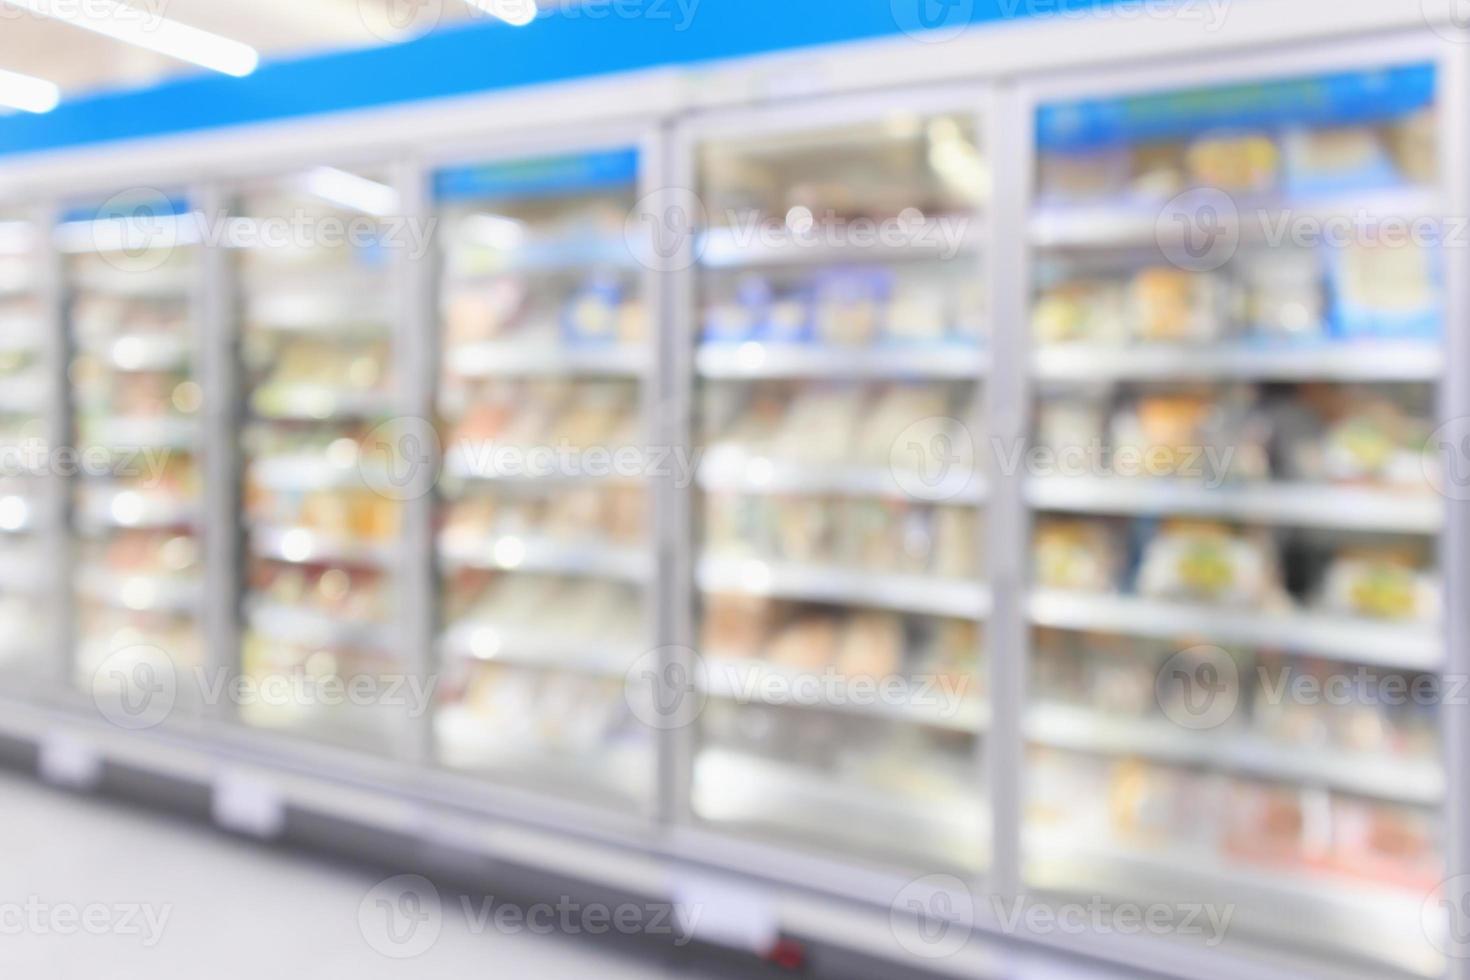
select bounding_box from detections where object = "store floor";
[0,768,724,980]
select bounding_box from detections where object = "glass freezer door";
[431,147,655,810]
[688,103,990,870]
[62,193,206,717]
[232,166,409,755]
[1023,63,1446,975]
[0,213,51,679]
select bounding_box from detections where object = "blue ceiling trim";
[0,0,1151,157]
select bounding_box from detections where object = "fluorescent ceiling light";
[466,0,539,27]
[301,168,399,217]
[0,66,58,113]
[2,0,258,77]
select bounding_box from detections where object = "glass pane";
[63,192,204,718]
[1025,65,1445,976]
[0,213,50,679]
[691,109,990,870]
[234,166,409,754]
[432,148,654,810]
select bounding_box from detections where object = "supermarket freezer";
[429,138,660,812]
[677,89,992,871]
[1015,42,1456,979]
[0,10,1463,980]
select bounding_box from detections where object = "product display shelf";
[688,102,992,869]
[1024,831,1438,979]
[445,341,648,378]
[1026,477,1443,534]
[697,443,987,502]
[1028,185,1440,249]
[1021,59,1450,978]
[696,340,988,380]
[693,747,988,872]
[430,145,655,810]
[699,653,988,734]
[699,217,986,269]
[439,532,652,584]
[1032,339,1444,383]
[63,192,206,696]
[0,212,50,676]
[1026,701,1443,807]
[697,554,990,620]
[233,166,407,754]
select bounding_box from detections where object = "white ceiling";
[0,0,483,96]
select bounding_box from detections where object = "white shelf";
[698,555,988,619]
[443,237,633,277]
[76,567,201,617]
[0,555,48,594]
[1023,834,1435,978]
[245,291,390,334]
[698,218,982,268]
[248,525,395,568]
[442,442,639,485]
[698,445,986,503]
[0,316,42,353]
[247,453,366,492]
[71,266,194,298]
[79,332,191,372]
[438,621,640,678]
[1027,589,1442,671]
[693,748,985,868]
[1032,340,1443,382]
[251,385,394,421]
[1029,186,1440,249]
[696,342,987,379]
[445,342,648,378]
[77,489,197,530]
[82,416,195,450]
[1027,701,1442,806]
[1027,477,1442,534]
[439,532,651,583]
[701,654,985,734]
[246,599,396,654]
[0,373,47,415]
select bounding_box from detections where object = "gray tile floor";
[0,768,719,979]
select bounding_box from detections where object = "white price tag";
[38,733,102,790]
[212,769,286,839]
[669,871,779,954]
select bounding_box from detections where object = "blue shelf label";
[1038,63,1437,152]
[433,147,639,203]
[61,191,192,224]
